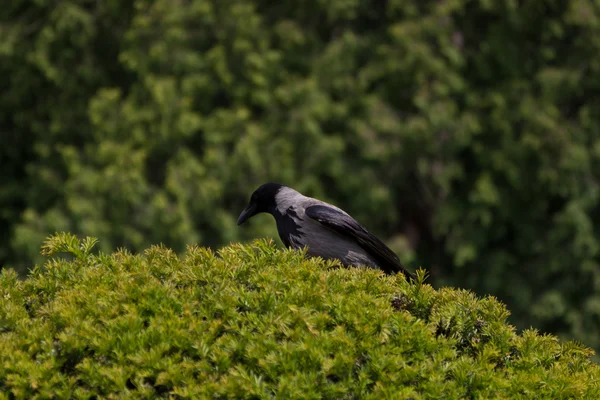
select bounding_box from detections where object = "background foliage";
[2,0,600,354]
[1,234,598,398]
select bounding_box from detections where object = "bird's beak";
[237,202,257,226]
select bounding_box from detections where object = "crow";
[237,182,414,279]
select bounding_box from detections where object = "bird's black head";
[237,182,285,226]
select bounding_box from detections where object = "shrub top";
[1,233,598,399]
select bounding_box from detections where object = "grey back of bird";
[274,187,395,271]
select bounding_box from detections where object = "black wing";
[305,205,414,279]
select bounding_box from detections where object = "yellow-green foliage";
[1,233,599,399]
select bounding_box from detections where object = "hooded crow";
[237,182,414,279]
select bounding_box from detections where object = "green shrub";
[1,233,598,399]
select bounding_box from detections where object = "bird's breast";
[274,207,305,248]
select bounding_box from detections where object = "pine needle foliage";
[1,233,599,399]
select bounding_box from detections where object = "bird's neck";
[274,187,306,214]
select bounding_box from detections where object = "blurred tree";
[1,0,600,352]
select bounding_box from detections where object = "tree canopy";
[2,0,600,354]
